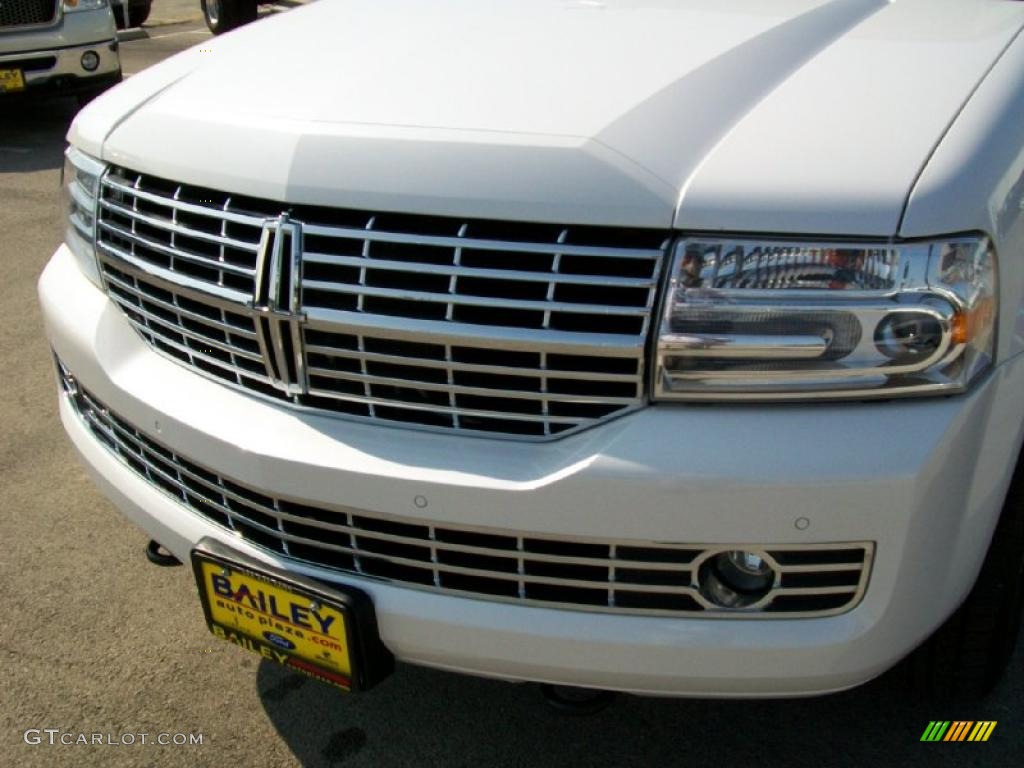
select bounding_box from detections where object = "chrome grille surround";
[95,167,667,439]
[59,362,874,618]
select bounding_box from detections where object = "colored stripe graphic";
[920,721,997,742]
[944,722,973,741]
[921,722,950,741]
[968,722,997,742]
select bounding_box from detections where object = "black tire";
[129,2,152,26]
[112,2,151,28]
[899,451,1024,699]
[202,0,258,35]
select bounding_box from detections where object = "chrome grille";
[101,261,273,389]
[97,170,265,299]
[0,0,56,28]
[299,217,657,335]
[60,363,873,618]
[96,167,667,438]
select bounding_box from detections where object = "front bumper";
[1,8,120,94]
[0,39,120,93]
[39,244,1024,697]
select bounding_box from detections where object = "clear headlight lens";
[654,237,997,399]
[61,146,106,288]
[62,0,109,12]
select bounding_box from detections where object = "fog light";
[81,51,100,72]
[699,550,776,609]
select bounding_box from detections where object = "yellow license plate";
[0,69,26,93]
[194,548,359,690]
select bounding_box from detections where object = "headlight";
[61,146,106,288]
[654,236,997,399]
[62,0,109,12]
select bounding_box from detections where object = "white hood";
[73,0,1024,233]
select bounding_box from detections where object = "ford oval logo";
[263,632,296,651]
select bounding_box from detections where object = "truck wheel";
[900,454,1024,699]
[129,2,152,26]
[202,0,258,35]
[112,2,151,28]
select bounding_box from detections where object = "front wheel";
[899,452,1024,699]
[202,0,258,35]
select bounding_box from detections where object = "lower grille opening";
[56,357,872,618]
[0,55,56,71]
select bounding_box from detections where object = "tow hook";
[145,539,183,567]
[539,684,616,715]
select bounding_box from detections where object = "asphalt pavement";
[0,10,1021,768]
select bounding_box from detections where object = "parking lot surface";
[1,11,1021,768]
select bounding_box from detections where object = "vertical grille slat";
[96,166,666,439]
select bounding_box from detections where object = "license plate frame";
[0,69,26,93]
[190,538,393,692]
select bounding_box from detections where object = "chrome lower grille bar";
[59,359,874,619]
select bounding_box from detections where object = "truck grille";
[60,364,873,618]
[0,0,57,28]
[95,167,666,439]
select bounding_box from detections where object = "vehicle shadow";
[256,641,1021,768]
[0,96,78,174]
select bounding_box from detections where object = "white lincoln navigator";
[40,0,1024,699]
